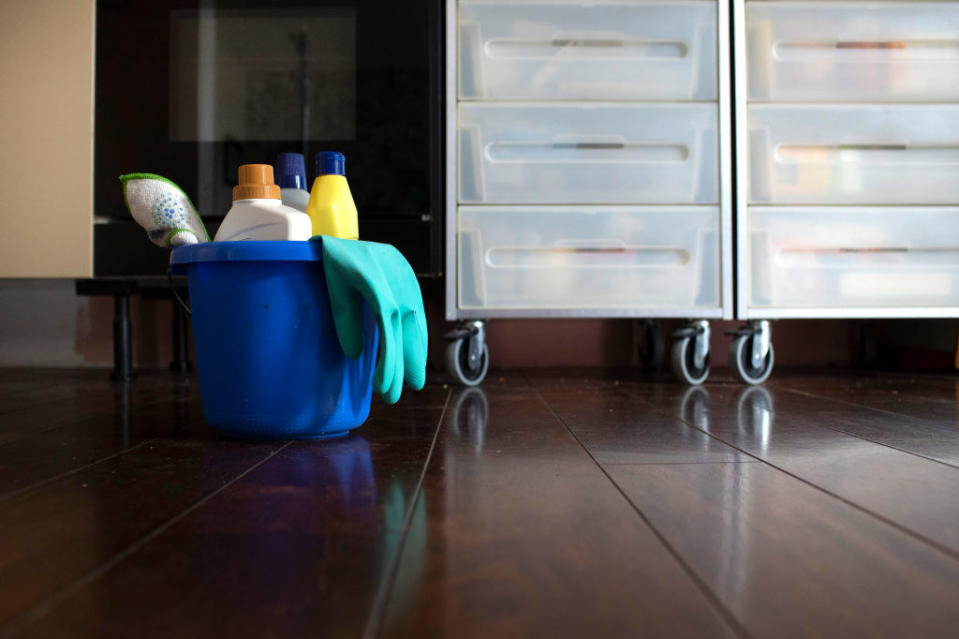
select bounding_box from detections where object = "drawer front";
[748,104,959,205]
[459,103,719,204]
[458,206,720,310]
[459,1,718,100]
[747,2,959,102]
[747,207,959,309]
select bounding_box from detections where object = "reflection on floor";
[1,368,959,638]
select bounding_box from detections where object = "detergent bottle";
[306,151,358,239]
[276,152,310,212]
[214,164,312,242]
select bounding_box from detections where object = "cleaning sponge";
[120,173,209,247]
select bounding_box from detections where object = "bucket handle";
[167,269,192,316]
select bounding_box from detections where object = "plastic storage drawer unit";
[459,0,718,100]
[459,102,719,204]
[457,206,720,310]
[747,2,959,102]
[748,104,959,204]
[446,0,733,386]
[747,207,959,309]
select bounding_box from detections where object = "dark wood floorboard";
[768,378,959,467]
[762,386,959,468]
[0,370,105,415]
[0,372,203,493]
[772,371,959,417]
[534,381,749,465]
[0,434,279,631]
[0,370,198,425]
[378,380,740,639]
[0,391,203,498]
[607,462,959,638]
[606,381,959,558]
[6,387,450,639]
[3,368,959,637]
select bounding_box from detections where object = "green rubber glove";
[313,236,428,404]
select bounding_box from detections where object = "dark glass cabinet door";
[95,0,442,275]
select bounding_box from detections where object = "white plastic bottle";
[214,164,312,242]
[276,152,310,212]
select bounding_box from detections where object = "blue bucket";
[170,241,377,439]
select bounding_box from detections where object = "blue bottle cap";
[316,151,346,177]
[276,153,307,189]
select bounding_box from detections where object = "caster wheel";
[639,320,666,370]
[670,336,710,385]
[446,338,490,386]
[729,335,775,385]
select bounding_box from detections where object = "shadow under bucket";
[171,241,377,439]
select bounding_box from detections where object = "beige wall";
[0,0,95,277]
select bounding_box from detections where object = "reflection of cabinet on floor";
[445,0,734,386]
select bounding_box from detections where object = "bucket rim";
[170,240,321,266]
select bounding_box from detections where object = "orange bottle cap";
[233,164,281,200]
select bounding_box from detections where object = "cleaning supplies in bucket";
[123,153,429,438]
[307,151,358,239]
[171,235,427,437]
[214,164,312,241]
[276,152,310,212]
[120,173,210,247]
[171,241,378,439]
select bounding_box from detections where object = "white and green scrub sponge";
[120,173,210,247]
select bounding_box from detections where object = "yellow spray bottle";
[307,151,358,240]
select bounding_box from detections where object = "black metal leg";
[858,320,880,368]
[170,299,192,374]
[111,294,136,381]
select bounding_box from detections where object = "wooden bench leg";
[111,293,136,381]
[170,300,192,374]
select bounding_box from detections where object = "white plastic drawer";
[747,207,959,309]
[457,206,720,310]
[747,2,959,102]
[459,0,718,100]
[459,103,719,204]
[748,104,959,205]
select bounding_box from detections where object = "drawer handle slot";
[775,39,959,61]
[553,142,625,150]
[487,246,690,268]
[487,141,689,163]
[774,144,959,166]
[486,36,688,59]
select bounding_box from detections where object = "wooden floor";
[2,368,959,638]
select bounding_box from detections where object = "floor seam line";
[362,388,452,639]
[600,460,760,466]
[0,439,294,639]
[778,386,959,471]
[636,387,959,564]
[529,380,755,639]
[0,438,159,503]
[0,392,203,440]
[781,384,953,425]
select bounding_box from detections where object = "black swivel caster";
[638,319,666,371]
